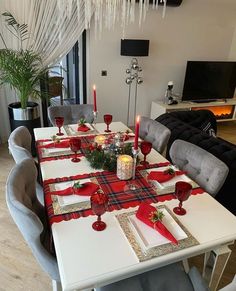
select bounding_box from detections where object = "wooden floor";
[0,121,236,291]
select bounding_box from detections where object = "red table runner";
[43,162,204,225]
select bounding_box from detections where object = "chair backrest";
[169,140,229,197]
[6,159,60,281]
[48,104,94,126]
[139,116,171,154]
[8,126,32,163]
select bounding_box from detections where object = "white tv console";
[150,99,236,122]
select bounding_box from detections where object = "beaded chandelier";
[58,0,166,35]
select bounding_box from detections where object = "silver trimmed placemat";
[139,168,199,196]
[64,124,98,136]
[116,205,199,262]
[51,177,102,215]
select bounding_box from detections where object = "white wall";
[87,0,236,125]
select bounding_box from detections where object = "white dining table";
[34,122,236,291]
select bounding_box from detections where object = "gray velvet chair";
[6,158,61,290]
[169,140,229,197]
[48,104,94,126]
[8,126,44,205]
[96,263,209,291]
[139,116,171,154]
[8,126,32,163]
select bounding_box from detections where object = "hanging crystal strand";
[112,0,117,30]
[138,0,143,27]
[130,0,135,23]
[126,0,130,26]
[143,0,149,22]
[155,0,159,10]
[152,0,155,10]
[162,0,166,18]
[121,0,127,37]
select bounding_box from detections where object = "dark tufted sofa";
[156,110,236,215]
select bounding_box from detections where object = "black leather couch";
[156,110,236,215]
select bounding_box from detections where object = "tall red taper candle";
[93,85,97,112]
[134,115,140,150]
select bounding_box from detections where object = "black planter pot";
[8,102,41,156]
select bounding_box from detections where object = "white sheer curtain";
[0,0,88,142]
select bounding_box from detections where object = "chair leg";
[52,280,62,291]
[182,259,190,272]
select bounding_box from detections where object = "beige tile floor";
[0,121,236,290]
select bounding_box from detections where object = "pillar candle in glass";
[117,155,133,180]
[94,135,106,145]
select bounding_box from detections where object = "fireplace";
[192,105,235,120]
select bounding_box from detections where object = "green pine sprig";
[149,210,165,223]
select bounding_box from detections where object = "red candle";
[134,115,140,150]
[93,85,97,112]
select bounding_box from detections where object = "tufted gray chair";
[8,126,44,205]
[139,116,171,154]
[48,104,94,126]
[169,140,229,197]
[6,158,61,290]
[96,263,209,291]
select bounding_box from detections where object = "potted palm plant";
[0,12,50,143]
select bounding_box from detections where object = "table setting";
[34,114,236,291]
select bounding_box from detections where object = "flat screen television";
[182,61,236,102]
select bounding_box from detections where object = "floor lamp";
[120,39,149,126]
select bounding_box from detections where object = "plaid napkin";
[51,182,99,196]
[136,202,178,245]
[147,170,186,183]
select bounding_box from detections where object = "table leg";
[202,245,232,291]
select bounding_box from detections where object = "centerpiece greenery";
[85,142,134,172]
[0,12,50,109]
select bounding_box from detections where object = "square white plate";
[128,208,187,250]
[53,178,92,207]
[68,123,94,134]
[146,166,192,189]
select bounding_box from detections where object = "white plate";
[68,123,94,134]
[128,208,187,251]
[146,166,192,189]
[46,147,72,155]
[53,178,91,207]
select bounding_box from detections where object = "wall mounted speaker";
[120,39,150,57]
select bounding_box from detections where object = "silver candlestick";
[125,147,140,191]
[93,111,98,125]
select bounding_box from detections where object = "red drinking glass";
[140,141,152,166]
[90,192,109,231]
[173,181,192,215]
[55,116,64,136]
[69,137,81,163]
[104,114,113,133]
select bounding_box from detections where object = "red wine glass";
[90,192,109,231]
[140,141,152,166]
[104,114,113,133]
[55,116,64,136]
[69,137,81,163]
[173,181,192,215]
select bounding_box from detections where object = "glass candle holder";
[94,135,106,146]
[117,155,133,180]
